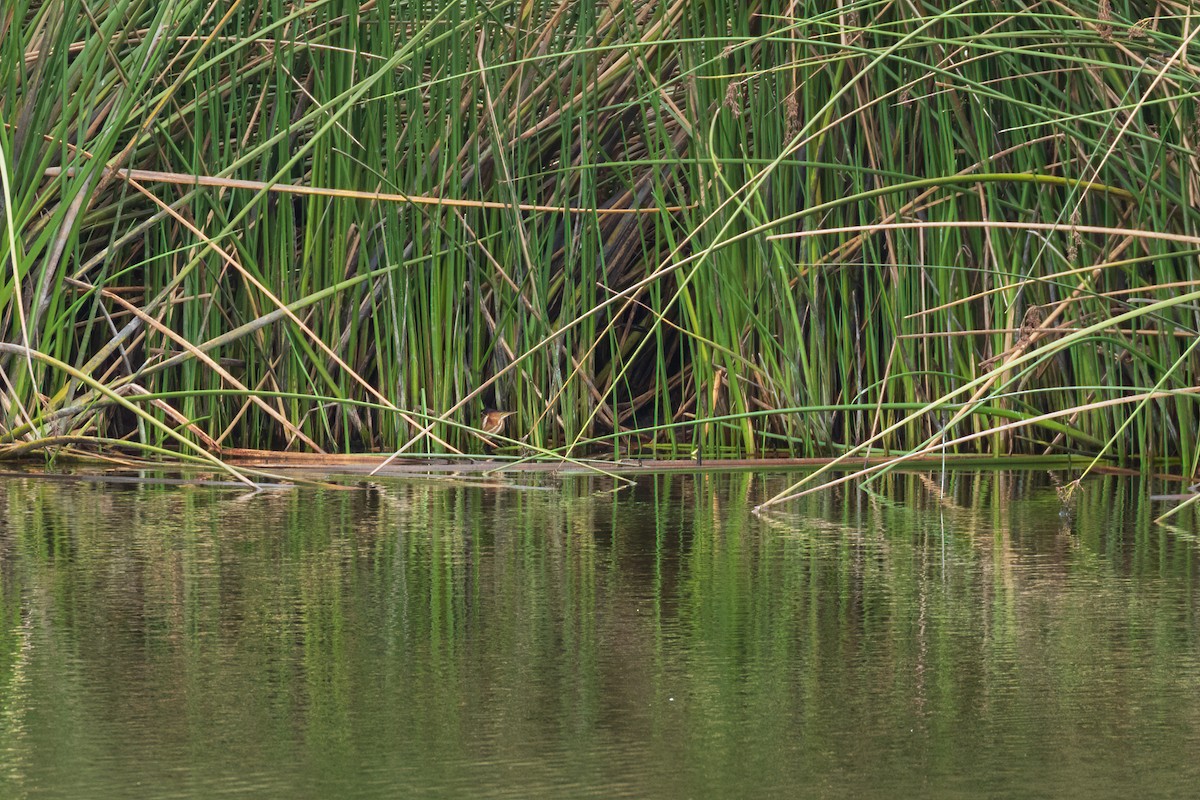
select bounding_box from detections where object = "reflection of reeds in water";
[4,2,1200,485]
[2,470,1198,795]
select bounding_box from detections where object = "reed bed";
[2,0,1199,483]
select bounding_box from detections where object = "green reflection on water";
[0,471,1197,798]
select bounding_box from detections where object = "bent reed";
[2,0,1199,483]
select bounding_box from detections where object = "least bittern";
[479,409,515,447]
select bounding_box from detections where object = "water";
[0,470,1197,798]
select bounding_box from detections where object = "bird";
[480,409,516,447]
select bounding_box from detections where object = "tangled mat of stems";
[2,0,1200,485]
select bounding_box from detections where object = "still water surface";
[0,470,1198,798]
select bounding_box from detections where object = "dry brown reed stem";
[767,220,1200,250]
[41,167,692,215]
